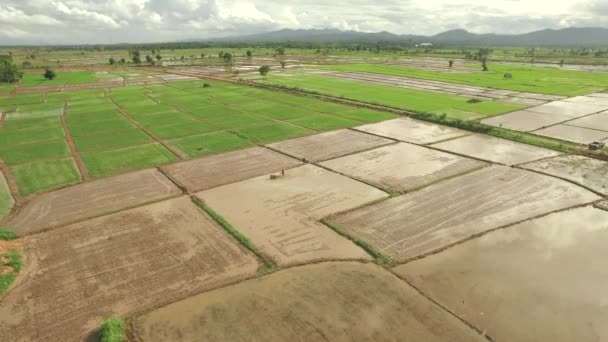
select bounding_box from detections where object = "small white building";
[417,43,433,47]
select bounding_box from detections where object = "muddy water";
[534,124,608,144]
[481,109,568,132]
[320,142,485,192]
[131,262,486,342]
[396,206,608,342]
[354,117,467,144]
[432,134,561,165]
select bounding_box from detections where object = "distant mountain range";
[222,27,608,47]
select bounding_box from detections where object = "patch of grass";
[322,219,391,264]
[0,139,71,165]
[169,131,253,158]
[0,173,12,220]
[68,118,136,136]
[254,105,318,120]
[191,196,273,269]
[0,227,18,241]
[334,108,399,123]
[0,125,65,146]
[82,143,177,178]
[20,71,97,87]
[234,122,313,144]
[131,111,195,127]
[146,120,217,139]
[258,73,524,118]
[289,114,360,132]
[0,250,22,294]
[73,129,153,153]
[198,111,271,128]
[329,63,608,96]
[99,316,126,342]
[11,158,81,196]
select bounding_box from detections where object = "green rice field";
[0,79,400,196]
[328,64,608,96]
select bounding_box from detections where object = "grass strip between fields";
[99,316,126,342]
[321,219,391,264]
[190,196,274,270]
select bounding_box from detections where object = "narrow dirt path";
[61,102,89,180]
[109,98,186,160]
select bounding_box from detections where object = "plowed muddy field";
[130,262,486,342]
[5,169,181,234]
[329,166,599,262]
[196,164,387,266]
[354,118,467,144]
[0,197,259,341]
[161,147,300,192]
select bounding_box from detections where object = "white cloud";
[0,0,606,44]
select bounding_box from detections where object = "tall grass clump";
[99,316,126,342]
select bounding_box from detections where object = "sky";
[0,0,607,44]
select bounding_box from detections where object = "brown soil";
[597,200,608,210]
[162,147,300,193]
[330,166,600,262]
[130,261,486,342]
[354,117,467,144]
[268,129,394,162]
[0,239,23,254]
[0,197,259,341]
[395,206,608,341]
[320,143,486,193]
[5,169,181,234]
[197,164,387,266]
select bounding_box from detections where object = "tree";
[0,60,23,83]
[275,47,285,55]
[120,58,126,64]
[109,57,116,65]
[43,68,56,80]
[280,61,286,69]
[259,65,270,76]
[131,50,141,64]
[559,59,565,67]
[156,54,162,61]
[218,51,224,58]
[223,52,233,63]
[22,61,32,68]
[146,55,154,63]
[246,50,252,58]
[200,53,205,59]
[449,60,454,67]
[478,48,490,71]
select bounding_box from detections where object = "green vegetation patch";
[289,114,360,132]
[0,125,65,146]
[193,110,271,128]
[20,71,97,87]
[11,158,81,196]
[329,64,608,96]
[334,108,399,122]
[99,316,126,342]
[169,131,253,158]
[0,250,22,294]
[73,129,153,153]
[0,227,18,241]
[131,111,195,127]
[0,174,13,220]
[147,120,217,139]
[233,122,314,144]
[255,105,318,120]
[259,74,523,118]
[0,139,71,165]
[82,143,177,178]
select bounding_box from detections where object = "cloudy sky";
[0,0,607,44]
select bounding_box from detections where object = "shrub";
[203,83,211,88]
[467,98,482,103]
[43,68,56,80]
[504,73,513,79]
[259,65,270,76]
[99,316,126,342]
[0,227,18,241]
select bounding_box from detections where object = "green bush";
[99,316,126,342]
[0,227,18,241]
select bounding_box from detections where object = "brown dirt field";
[161,147,301,192]
[598,200,608,210]
[395,206,608,342]
[533,124,608,145]
[481,110,568,132]
[354,118,467,144]
[520,154,608,195]
[0,239,23,254]
[5,168,181,234]
[0,196,259,341]
[197,164,388,266]
[267,129,394,162]
[431,134,562,166]
[130,261,486,342]
[329,166,600,262]
[320,143,486,193]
